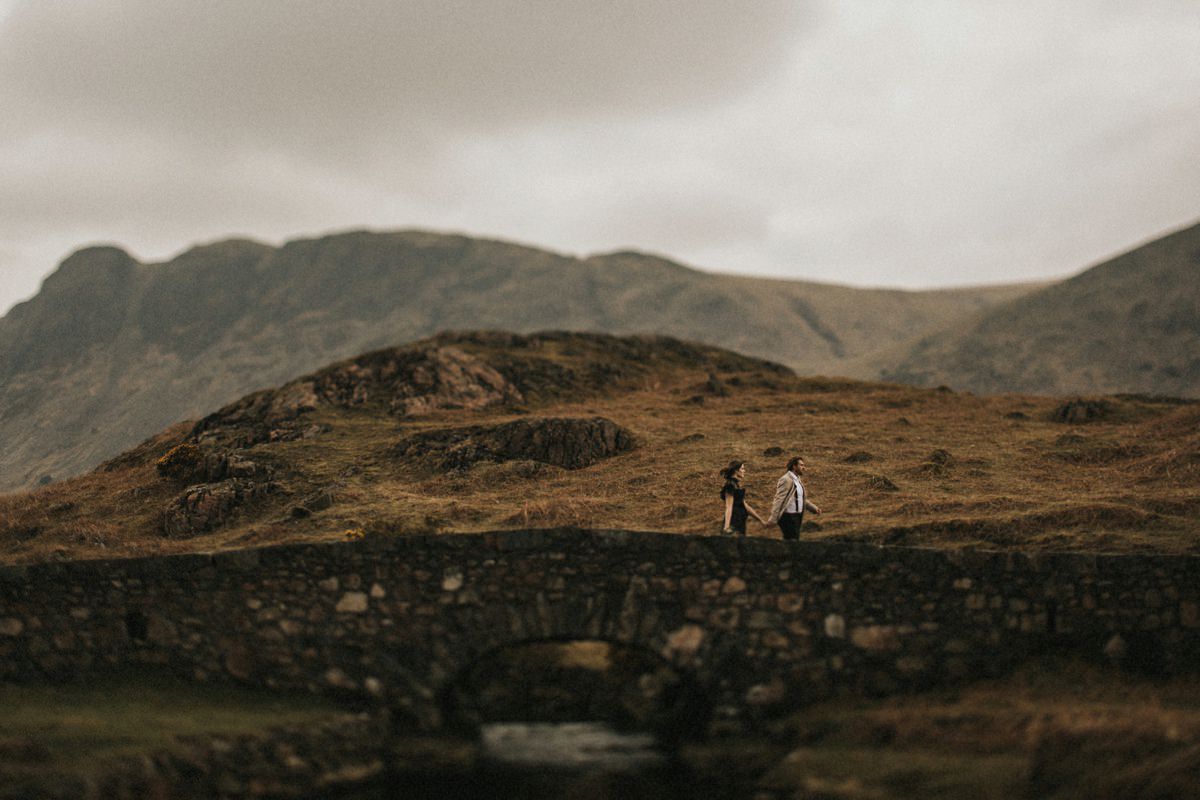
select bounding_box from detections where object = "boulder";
[156,443,270,484]
[1053,398,1110,424]
[394,416,636,472]
[160,478,276,538]
[190,345,524,448]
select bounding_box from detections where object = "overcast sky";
[2,1,1198,317]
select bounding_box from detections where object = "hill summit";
[2,330,1197,565]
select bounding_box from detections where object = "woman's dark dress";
[721,481,748,535]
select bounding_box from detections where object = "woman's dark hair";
[720,460,744,482]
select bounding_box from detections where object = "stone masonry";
[1,529,1198,731]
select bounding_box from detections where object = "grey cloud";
[1,1,808,156]
[0,1,809,311]
[1,0,1198,317]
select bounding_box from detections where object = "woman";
[720,460,767,536]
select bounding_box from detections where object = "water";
[480,721,668,770]
[355,721,732,800]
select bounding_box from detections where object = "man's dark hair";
[787,456,803,471]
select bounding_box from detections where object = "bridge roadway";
[2,528,1198,730]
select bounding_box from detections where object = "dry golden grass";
[1,352,1198,566]
[758,658,1200,799]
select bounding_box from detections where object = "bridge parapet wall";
[1,529,1198,729]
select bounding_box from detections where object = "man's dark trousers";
[778,512,803,541]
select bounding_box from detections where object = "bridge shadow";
[437,637,711,743]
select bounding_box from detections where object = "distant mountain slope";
[0,230,1034,490]
[880,221,1200,397]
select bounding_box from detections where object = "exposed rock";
[744,677,786,706]
[223,642,257,680]
[662,624,705,660]
[926,449,954,466]
[191,345,525,448]
[156,443,270,484]
[844,451,873,463]
[441,571,464,592]
[367,346,522,416]
[267,380,322,422]
[721,577,748,594]
[336,593,369,614]
[1103,633,1127,663]
[156,442,215,482]
[1053,398,1111,424]
[160,479,276,538]
[174,333,783,458]
[394,416,636,472]
[290,486,337,518]
[920,448,956,475]
[867,475,899,492]
[850,625,902,652]
[701,373,730,397]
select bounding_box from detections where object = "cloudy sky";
[2,1,1198,316]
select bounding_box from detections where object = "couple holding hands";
[720,456,822,540]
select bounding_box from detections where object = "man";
[767,455,822,541]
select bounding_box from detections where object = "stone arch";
[435,635,711,740]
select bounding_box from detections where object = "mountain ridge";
[879,220,1200,396]
[0,229,1036,490]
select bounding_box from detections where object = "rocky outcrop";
[190,345,524,449]
[1053,398,1111,424]
[186,331,783,453]
[393,416,636,472]
[153,441,278,538]
[159,478,277,538]
[155,443,271,484]
[319,344,522,416]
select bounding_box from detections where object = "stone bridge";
[2,529,1199,732]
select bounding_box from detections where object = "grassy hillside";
[2,331,1196,566]
[881,220,1200,397]
[0,231,1034,491]
[753,657,1200,799]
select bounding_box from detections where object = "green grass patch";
[0,671,344,785]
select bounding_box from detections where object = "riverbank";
[4,658,1200,798]
[0,673,383,799]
